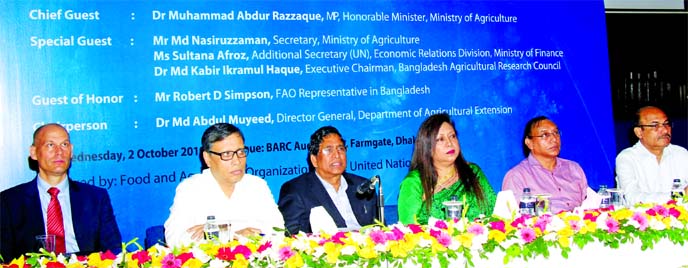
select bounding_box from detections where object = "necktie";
[47,187,66,253]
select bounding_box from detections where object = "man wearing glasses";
[164,123,284,247]
[278,126,378,235]
[502,116,589,213]
[616,106,688,205]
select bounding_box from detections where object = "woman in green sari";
[398,113,496,224]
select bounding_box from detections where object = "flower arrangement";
[4,200,688,268]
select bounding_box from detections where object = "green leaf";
[462,248,474,268]
[503,244,521,264]
[560,246,570,259]
[438,253,449,268]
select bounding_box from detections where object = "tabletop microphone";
[356,175,379,195]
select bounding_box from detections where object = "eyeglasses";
[207,148,248,161]
[636,121,672,131]
[529,130,561,139]
[321,145,347,156]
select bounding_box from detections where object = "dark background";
[606,10,688,152]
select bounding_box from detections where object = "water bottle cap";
[450,195,458,201]
[674,179,681,183]
[207,215,216,220]
[523,187,531,193]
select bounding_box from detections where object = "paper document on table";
[310,206,338,234]
[579,187,603,209]
[493,190,517,219]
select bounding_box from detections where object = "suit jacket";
[0,178,121,261]
[278,171,378,235]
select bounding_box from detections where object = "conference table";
[5,201,688,268]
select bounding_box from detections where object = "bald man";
[616,106,688,205]
[1,123,121,261]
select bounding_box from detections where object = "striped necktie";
[47,187,66,253]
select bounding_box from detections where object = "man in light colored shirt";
[164,123,284,247]
[1,123,121,260]
[502,116,588,213]
[616,106,688,205]
[278,126,378,235]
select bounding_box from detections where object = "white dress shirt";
[164,169,284,247]
[616,142,688,205]
[315,174,361,231]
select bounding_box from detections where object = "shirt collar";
[36,175,69,195]
[315,172,347,193]
[526,153,561,169]
[633,141,672,159]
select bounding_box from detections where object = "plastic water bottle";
[518,188,536,216]
[204,215,220,241]
[598,185,611,209]
[671,179,684,201]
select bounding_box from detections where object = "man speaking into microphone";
[278,126,378,235]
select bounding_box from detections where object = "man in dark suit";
[278,126,378,235]
[0,123,121,262]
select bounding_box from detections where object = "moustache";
[660,134,672,139]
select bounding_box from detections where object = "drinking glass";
[217,221,232,243]
[606,188,626,208]
[442,200,463,220]
[535,193,551,216]
[35,234,56,252]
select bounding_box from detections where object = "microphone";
[356,175,379,195]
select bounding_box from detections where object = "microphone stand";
[377,176,385,225]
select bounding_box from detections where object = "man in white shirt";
[164,123,284,247]
[616,106,688,205]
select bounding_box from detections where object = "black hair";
[522,116,550,157]
[200,123,244,170]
